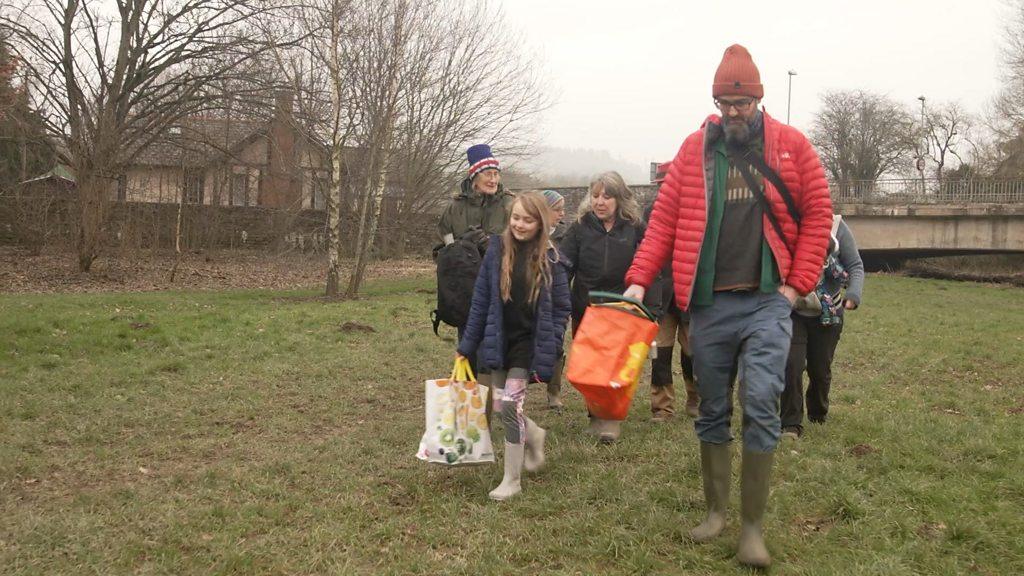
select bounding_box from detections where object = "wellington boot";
[651,384,676,422]
[489,442,524,501]
[523,418,547,473]
[684,378,700,419]
[546,391,564,410]
[689,441,732,542]
[547,357,565,410]
[650,346,674,421]
[736,449,774,568]
[593,418,621,444]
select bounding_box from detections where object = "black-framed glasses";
[714,97,755,112]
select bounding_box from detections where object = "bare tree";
[1,0,298,271]
[1,33,54,190]
[387,1,548,245]
[258,0,547,296]
[256,0,355,295]
[324,0,348,296]
[985,0,1024,176]
[810,90,917,193]
[990,1,1024,140]
[923,102,974,182]
[340,0,415,297]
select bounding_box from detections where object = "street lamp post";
[917,96,927,135]
[787,70,797,124]
[917,95,927,194]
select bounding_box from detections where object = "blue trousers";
[689,290,793,453]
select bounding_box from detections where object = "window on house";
[255,170,264,206]
[184,170,204,204]
[312,170,329,210]
[230,173,248,207]
[116,175,127,202]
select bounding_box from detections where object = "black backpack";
[430,229,488,335]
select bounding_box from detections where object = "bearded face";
[715,96,759,146]
[724,118,753,145]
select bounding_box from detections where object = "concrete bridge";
[838,203,1024,270]
[530,178,1024,270]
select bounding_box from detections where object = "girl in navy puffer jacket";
[457,192,571,501]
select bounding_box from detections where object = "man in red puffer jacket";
[624,44,832,569]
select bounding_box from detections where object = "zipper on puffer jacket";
[686,121,713,308]
[761,116,788,286]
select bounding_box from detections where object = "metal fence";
[831,179,1024,204]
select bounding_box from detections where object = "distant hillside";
[513,147,651,186]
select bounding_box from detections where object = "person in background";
[623,44,833,567]
[544,189,569,244]
[781,215,864,439]
[645,164,699,421]
[559,171,656,443]
[437,144,515,380]
[540,189,569,410]
[437,144,514,244]
[457,192,571,501]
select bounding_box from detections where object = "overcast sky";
[498,0,1005,168]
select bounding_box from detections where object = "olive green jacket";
[437,178,514,242]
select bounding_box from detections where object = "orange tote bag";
[566,291,659,420]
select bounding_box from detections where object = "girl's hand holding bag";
[416,357,495,465]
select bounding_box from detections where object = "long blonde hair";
[501,192,554,306]
[577,171,643,224]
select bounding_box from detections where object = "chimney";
[264,89,299,208]
[275,89,294,116]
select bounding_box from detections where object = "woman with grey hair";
[572,171,643,226]
[557,171,654,442]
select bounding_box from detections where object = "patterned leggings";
[491,367,529,444]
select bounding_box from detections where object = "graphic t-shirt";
[713,160,764,292]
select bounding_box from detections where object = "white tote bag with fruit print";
[417,357,495,465]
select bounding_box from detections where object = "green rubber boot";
[689,441,732,542]
[736,449,774,568]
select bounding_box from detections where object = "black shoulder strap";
[430,310,442,336]
[729,151,794,258]
[741,149,801,224]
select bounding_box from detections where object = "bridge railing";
[831,178,1024,204]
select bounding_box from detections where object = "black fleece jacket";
[558,212,655,324]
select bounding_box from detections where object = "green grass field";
[2,274,1022,575]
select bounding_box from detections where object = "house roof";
[22,163,76,184]
[132,117,269,168]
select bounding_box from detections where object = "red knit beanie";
[712,44,763,99]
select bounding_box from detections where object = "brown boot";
[651,384,676,422]
[736,449,774,568]
[650,346,675,422]
[684,378,699,419]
